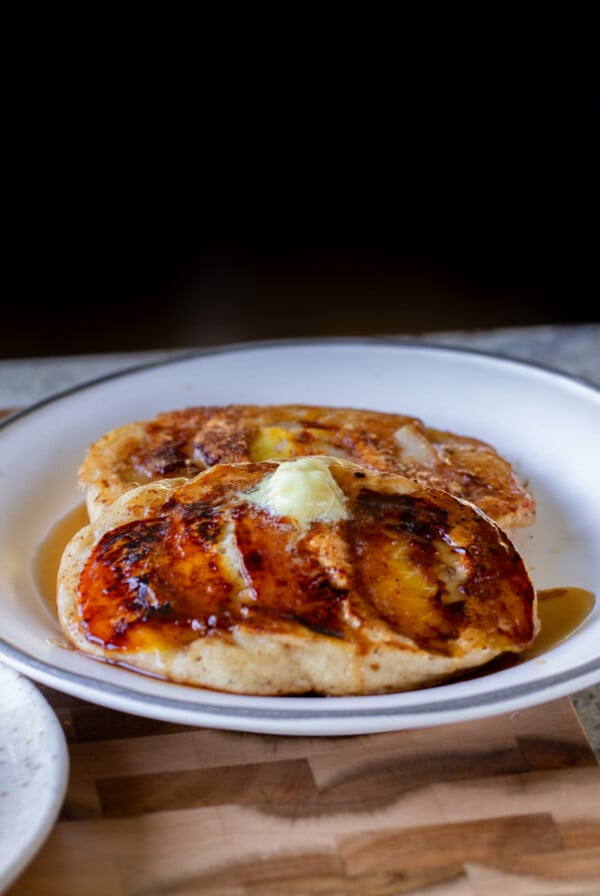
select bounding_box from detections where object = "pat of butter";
[247,458,348,525]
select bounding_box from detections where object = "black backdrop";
[2,32,597,359]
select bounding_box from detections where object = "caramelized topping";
[77,460,537,658]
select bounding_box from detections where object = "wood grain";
[8,687,600,895]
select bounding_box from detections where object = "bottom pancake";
[57,456,539,696]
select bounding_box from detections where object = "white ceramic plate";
[0,338,599,736]
[0,662,69,893]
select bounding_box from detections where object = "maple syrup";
[525,587,595,659]
[33,502,88,614]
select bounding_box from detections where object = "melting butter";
[247,457,348,526]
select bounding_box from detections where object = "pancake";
[78,403,535,531]
[58,456,539,696]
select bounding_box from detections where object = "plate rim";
[3,636,600,732]
[1,335,599,433]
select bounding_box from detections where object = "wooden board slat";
[8,686,600,895]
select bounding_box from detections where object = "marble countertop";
[1,322,599,752]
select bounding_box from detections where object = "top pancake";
[78,403,535,531]
[58,456,539,696]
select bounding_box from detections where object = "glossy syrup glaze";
[34,499,595,674]
[58,461,538,660]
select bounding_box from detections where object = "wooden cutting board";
[8,685,600,895]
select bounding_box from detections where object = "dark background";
[2,31,597,360]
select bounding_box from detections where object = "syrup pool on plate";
[33,502,88,615]
[526,587,595,658]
